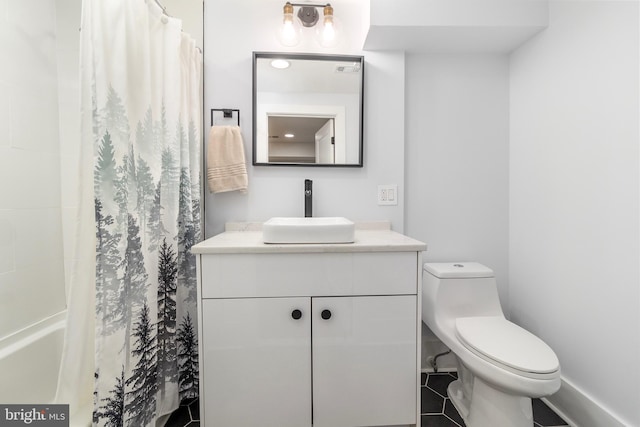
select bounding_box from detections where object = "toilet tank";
[422,263,504,335]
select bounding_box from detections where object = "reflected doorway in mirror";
[268,116,335,164]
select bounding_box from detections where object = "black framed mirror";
[252,52,364,167]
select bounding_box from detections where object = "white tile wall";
[0,150,62,209]
[0,0,7,22]
[0,0,67,341]
[10,82,60,153]
[0,82,8,147]
[0,149,10,203]
[0,257,66,338]
[0,211,16,274]
[12,208,64,270]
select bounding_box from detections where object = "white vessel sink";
[263,217,355,244]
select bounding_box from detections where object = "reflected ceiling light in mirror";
[284,133,295,138]
[277,2,340,48]
[270,59,291,69]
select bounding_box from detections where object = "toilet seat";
[455,316,559,380]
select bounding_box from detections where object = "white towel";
[207,125,248,193]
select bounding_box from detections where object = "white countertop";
[192,221,427,254]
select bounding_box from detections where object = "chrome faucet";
[304,179,312,217]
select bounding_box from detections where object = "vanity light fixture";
[284,133,295,138]
[276,2,340,48]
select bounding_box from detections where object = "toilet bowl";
[422,262,561,427]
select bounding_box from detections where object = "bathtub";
[0,311,66,404]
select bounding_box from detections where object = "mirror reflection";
[268,116,335,163]
[253,52,364,167]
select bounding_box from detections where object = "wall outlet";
[377,185,398,206]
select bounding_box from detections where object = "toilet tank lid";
[423,262,494,278]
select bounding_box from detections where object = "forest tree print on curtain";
[93,90,201,426]
[84,1,202,425]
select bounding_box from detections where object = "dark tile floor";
[166,372,570,427]
[166,398,199,427]
[421,372,570,427]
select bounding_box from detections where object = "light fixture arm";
[287,2,331,8]
[279,2,338,47]
[285,2,332,28]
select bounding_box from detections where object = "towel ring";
[211,109,240,126]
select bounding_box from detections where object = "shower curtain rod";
[152,0,202,54]
[154,0,171,17]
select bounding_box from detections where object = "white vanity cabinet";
[202,296,312,426]
[193,225,426,427]
[311,295,417,427]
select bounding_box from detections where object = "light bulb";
[315,4,340,48]
[281,19,297,45]
[276,3,301,47]
[322,19,335,43]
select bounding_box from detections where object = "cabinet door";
[202,298,311,427]
[312,296,417,427]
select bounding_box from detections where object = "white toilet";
[422,262,561,427]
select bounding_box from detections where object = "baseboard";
[544,377,630,427]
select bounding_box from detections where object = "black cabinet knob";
[291,309,302,320]
[321,309,332,320]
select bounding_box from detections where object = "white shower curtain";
[56,1,202,425]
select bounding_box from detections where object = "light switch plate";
[377,184,398,206]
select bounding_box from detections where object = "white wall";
[0,0,66,338]
[203,0,405,236]
[509,1,639,426]
[405,54,510,306]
